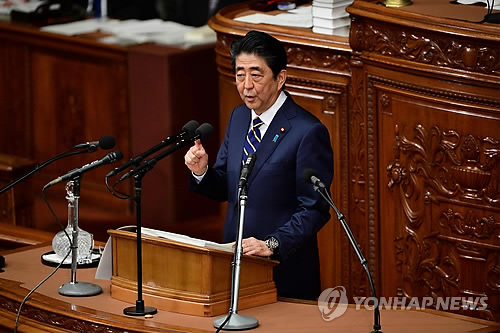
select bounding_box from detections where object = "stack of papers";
[312,0,352,36]
[40,18,217,47]
[234,5,313,28]
[140,227,234,253]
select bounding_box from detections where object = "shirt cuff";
[191,167,207,183]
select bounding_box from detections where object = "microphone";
[73,136,116,152]
[119,123,213,182]
[238,153,256,188]
[303,167,382,333]
[106,120,199,178]
[303,168,326,189]
[45,150,123,189]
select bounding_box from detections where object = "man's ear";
[277,70,287,90]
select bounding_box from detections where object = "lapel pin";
[273,134,279,142]
[280,127,286,133]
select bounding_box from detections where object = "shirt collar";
[251,91,287,125]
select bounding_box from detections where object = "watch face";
[266,237,279,251]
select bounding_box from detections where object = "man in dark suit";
[184,31,333,300]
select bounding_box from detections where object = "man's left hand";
[242,237,273,257]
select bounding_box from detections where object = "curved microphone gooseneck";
[0,136,116,194]
[303,168,382,333]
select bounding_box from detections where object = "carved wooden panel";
[378,80,500,321]
[347,0,500,321]
[347,54,372,298]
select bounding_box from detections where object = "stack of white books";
[312,0,353,36]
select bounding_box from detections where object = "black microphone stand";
[213,184,259,331]
[0,150,88,194]
[314,185,382,333]
[123,169,157,316]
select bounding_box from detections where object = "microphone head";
[245,153,257,168]
[303,168,318,184]
[108,150,123,163]
[195,123,213,139]
[182,120,200,135]
[99,136,116,150]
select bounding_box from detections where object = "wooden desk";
[0,21,223,242]
[0,245,498,333]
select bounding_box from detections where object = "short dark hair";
[230,30,287,79]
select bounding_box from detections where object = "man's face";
[235,53,286,115]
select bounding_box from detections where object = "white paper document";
[141,227,234,252]
[95,227,233,280]
[235,5,313,28]
[39,18,216,47]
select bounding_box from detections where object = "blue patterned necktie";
[242,117,264,165]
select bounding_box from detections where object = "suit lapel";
[248,99,295,185]
[228,107,251,176]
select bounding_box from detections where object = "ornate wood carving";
[402,231,460,296]
[0,295,135,333]
[387,123,499,321]
[215,34,351,75]
[366,78,378,284]
[347,56,369,297]
[388,124,500,207]
[286,47,350,74]
[351,19,500,76]
[374,76,499,109]
[440,209,499,240]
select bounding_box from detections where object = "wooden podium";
[108,229,278,317]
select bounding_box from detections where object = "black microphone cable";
[105,174,132,200]
[13,187,73,333]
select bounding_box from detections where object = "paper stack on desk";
[234,5,313,28]
[40,18,217,47]
[312,0,352,36]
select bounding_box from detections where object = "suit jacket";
[190,94,333,300]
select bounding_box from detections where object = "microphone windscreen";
[99,136,116,150]
[302,168,318,184]
[111,150,124,162]
[196,123,213,139]
[182,120,200,134]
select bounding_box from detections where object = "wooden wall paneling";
[127,44,223,242]
[28,43,133,234]
[0,42,30,156]
[0,155,35,227]
[378,80,500,321]
[347,51,373,299]
[0,22,224,242]
[348,0,500,321]
[0,22,134,239]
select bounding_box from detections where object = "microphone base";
[123,304,158,316]
[213,313,259,331]
[59,281,102,297]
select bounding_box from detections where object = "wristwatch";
[265,237,280,256]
